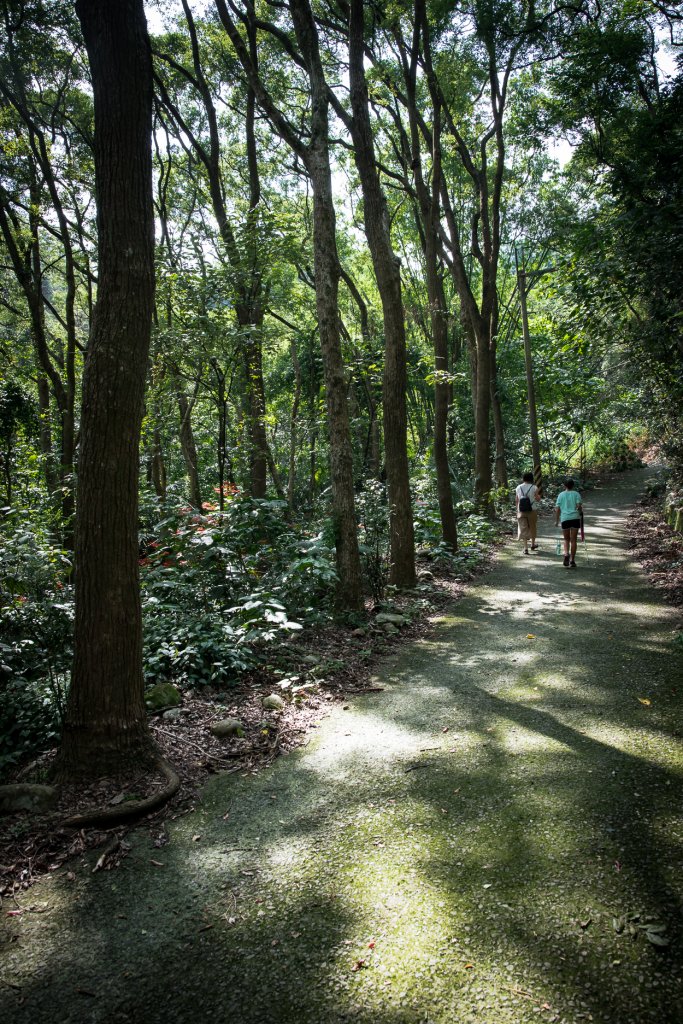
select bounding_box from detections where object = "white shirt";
[515,482,539,509]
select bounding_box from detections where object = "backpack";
[519,485,534,513]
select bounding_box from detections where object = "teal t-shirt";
[555,489,582,522]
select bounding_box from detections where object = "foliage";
[0,511,72,776]
[140,497,335,688]
[356,480,391,603]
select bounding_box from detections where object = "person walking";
[515,471,541,555]
[554,478,583,568]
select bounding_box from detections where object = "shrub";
[140,497,337,688]
[0,511,72,776]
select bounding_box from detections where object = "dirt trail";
[2,468,682,1024]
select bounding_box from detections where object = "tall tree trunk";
[490,348,508,489]
[288,335,302,510]
[306,143,363,609]
[57,0,157,779]
[241,325,268,498]
[150,421,166,501]
[36,373,57,494]
[402,26,457,550]
[347,0,415,586]
[473,324,493,508]
[161,1,268,499]
[176,387,202,509]
[215,0,363,609]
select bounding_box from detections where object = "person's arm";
[554,497,561,526]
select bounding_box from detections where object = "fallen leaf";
[442,726,450,733]
[150,860,164,867]
[192,834,202,842]
[351,959,367,972]
[526,634,536,640]
[483,883,492,889]
[368,940,376,949]
[464,963,474,970]
[637,697,651,706]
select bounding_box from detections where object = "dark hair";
[564,477,575,490]
[522,471,533,483]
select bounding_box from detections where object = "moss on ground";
[2,469,682,1024]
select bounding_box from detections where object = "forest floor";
[2,465,683,1024]
[0,521,502,894]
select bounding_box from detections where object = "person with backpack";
[515,471,541,555]
[554,477,583,568]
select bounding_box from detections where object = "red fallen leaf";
[351,959,367,972]
[6,909,23,917]
[367,940,376,949]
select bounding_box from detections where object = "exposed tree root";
[61,757,180,830]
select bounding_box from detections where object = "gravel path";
[2,468,682,1024]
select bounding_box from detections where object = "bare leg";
[570,528,578,560]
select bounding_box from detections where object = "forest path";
[3,468,683,1024]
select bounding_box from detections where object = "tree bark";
[490,348,508,489]
[402,16,457,548]
[150,422,167,501]
[347,0,415,586]
[216,0,363,610]
[288,334,302,510]
[57,0,157,779]
[157,0,268,499]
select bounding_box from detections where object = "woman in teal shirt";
[554,478,583,568]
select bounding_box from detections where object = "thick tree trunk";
[57,0,157,779]
[348,0,415,587]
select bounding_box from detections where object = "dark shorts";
[561,519,581,531]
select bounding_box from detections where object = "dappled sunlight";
[4,471,682,1023]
